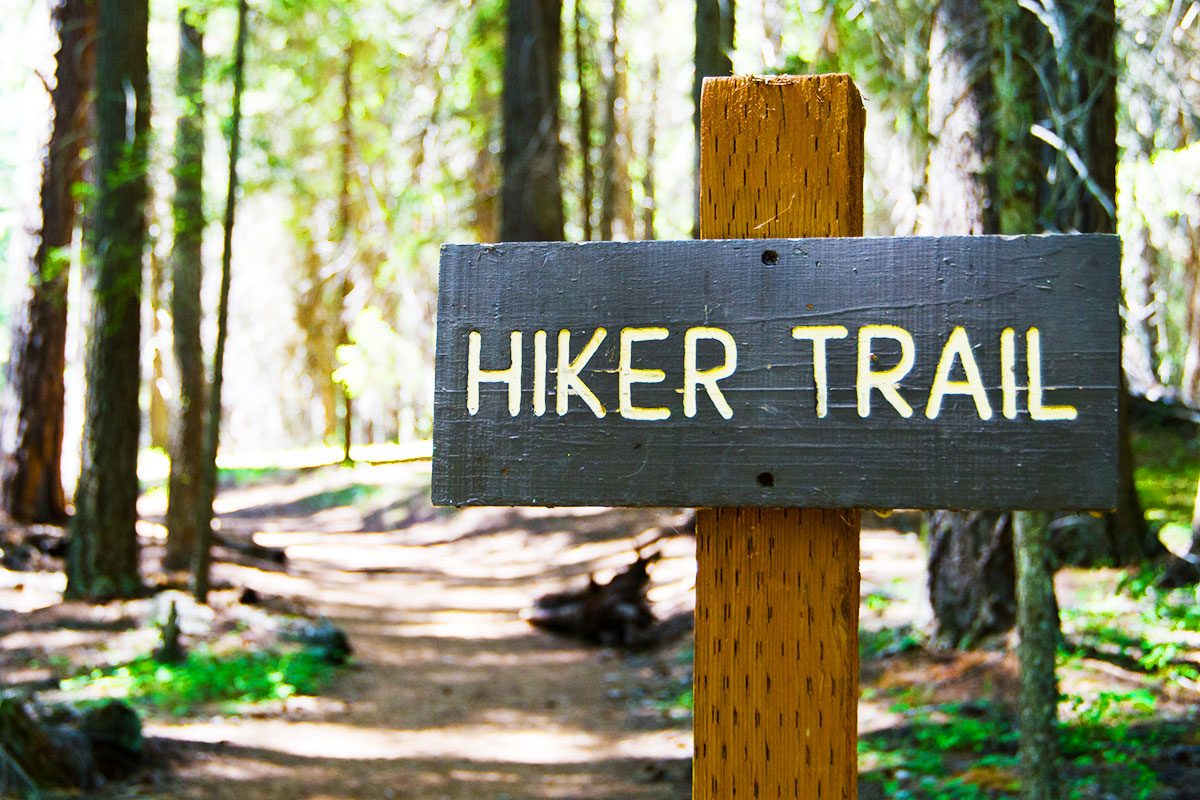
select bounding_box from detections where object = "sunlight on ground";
[150,718,691,764]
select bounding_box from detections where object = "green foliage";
[860,624,922,659]
[860,699,1173,800]
[60,647,338,717]
[1130,422,1198,548]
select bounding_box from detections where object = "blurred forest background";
[0,0,1193,471]
[1,0,1200,798]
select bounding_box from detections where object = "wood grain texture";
[697,74,862,800]
[432,235,1121,510]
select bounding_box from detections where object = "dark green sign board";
[433,234,1119,510]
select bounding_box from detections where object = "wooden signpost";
[432,75,1120,799]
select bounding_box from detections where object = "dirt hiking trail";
[144,462,700,800]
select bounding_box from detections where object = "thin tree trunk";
[924,0,1016,648]
[193,0,246,603]
[597,0,624,240]
[1180,226,1200,405]
[640,55,658,240]
[926,0,994,237]
[336,43,355,464]
[574,0,593,240]
[165,10,206,572]
[67,0,150,601]
[1123,220,1168,397]
[1015,510,1060,800]
[0,0,95,525]
[500,0,564,242]
[693,0,734,237]
[147,246,170,451]
[1043,0,1153,565]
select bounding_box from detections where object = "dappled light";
[2,0,1200,797]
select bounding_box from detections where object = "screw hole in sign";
[757,471,775,488]
[761,249,779,266]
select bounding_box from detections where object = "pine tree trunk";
[928,511,1017,648]
[597,0,624,240]
[148,247,170,451]
[1044,0,1153,566]
[1180,226,1200,405]
[194,0,247,603]
[1014,511,1060,800]
[0,0,95,525]
[1123,220,1168,397]
[926,0,994,237]
[165,11,207,572]
[573,0,593,240]
[500,0,564,242]
[692,0,733,237]
[67,0,150,601]
[640,55,658,240]
[924,0,1017,647]
[337,43,355,464]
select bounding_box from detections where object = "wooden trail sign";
[431,74,1122,800]
[433,235,1120,510]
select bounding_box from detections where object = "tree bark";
[640,55,658,240]
[924,0,1018,648]
[500,0,564,242]
[1180,225,1200,406]
[1014,511,1060,800]
[336,43,355,463]
[573,0,593,240]
[928,511,1017,648]
[597,0,624,240]
[1042,0,1153,566]
[692,0,734,237]
[148,246,170,451]
[926,0,994,237]
[1123,220,1169,397]
[66,0,150,601]
[0,0,95,525]
[165,10,207,572]
[194,0,247,603]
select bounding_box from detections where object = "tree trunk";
[926,0,994,237]
[1043,0,1153,566]
[500,0,564,242]
[693,0,734,237]
[147,246,170,451]
[1014,511,1060,800]
[640,55,658,240]
[194,0,247,603]
[573,0,593,240]
[67,0,150,601]
[924,0,1018,648]
[928,511,1017,648]
[1122,220,1169,397]
[1180,225,1200,406]
[597,0,624,240]
[165,10,207,572]
[1190,475,1200,559]
[0,0,95,525]
[335,43,356,463]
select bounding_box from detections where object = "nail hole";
[761,249,779,266]
[756,471,775,488]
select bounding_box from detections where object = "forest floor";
[2,450,1200,799]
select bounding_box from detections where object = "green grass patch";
[858,700,1175,800]
[1132,423,1199,540]
[60,647,338,717]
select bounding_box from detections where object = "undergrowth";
[60,646,338,717]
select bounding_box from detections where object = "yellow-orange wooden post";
[694,75,865,800]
